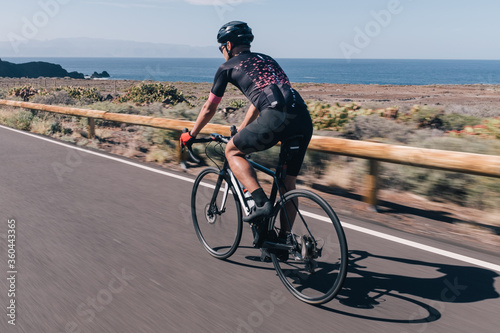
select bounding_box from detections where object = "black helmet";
[217,21,254,46]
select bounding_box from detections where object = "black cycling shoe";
[243,201,273,223]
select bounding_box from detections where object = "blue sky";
[1,0,499,59]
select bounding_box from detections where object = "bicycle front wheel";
[270,189,348,305]
[192,167,243,259]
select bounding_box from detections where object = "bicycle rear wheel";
[192,167,243,259]
[270,189,348,305]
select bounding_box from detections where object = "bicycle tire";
[269,189,348,305]
[192,167,243,259]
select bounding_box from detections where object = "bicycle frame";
[212,158,285,218]
[188,130,348,304]
[187,130,304,249]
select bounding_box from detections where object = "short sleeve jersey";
[210,52,292,110]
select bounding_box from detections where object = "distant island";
[91,71,110,79]
[0,58,85,79]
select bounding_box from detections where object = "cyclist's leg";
[225,140,260,193]
[278,174,297,236]
[278,110,313,236]
[227,108,286,221]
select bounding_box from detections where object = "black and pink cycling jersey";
[209,51,305,110]
[209,51,313,176]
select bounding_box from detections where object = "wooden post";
[174,130,184,163]
[174,130,189,169]
[88,118,96,139]
[364,159,379,209]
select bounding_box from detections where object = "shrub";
[228,99,247,109]
[117,82,190,106]
[308,102,363,130]
[342,114,415,143]
[402,105,444,129]
[57,86,103,103]
[4,109,34,130]
[9,86,45,101]
[446,117,500,140]
[441,113,482,131]
[31,90,76,105]
[86,101,139,114]
[307,101,398,131]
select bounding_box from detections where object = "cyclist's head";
[217,21,254,47]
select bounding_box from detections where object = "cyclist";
[181,21,313,243]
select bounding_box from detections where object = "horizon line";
[3,56,500,61]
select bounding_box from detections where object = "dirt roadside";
[2,78,500,116]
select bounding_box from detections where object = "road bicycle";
[183,126,348,305]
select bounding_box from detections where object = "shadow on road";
[319,250,499,323]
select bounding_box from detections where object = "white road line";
[3,124,500,273]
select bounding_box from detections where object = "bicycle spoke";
[270,190,348,304]
[192,168,242,259]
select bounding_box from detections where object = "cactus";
[117,82,191,106]
[308,101,390,131]
[9,85,44,101]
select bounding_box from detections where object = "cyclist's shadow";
[323,250,499,323]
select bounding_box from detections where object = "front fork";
[207,168,231,218]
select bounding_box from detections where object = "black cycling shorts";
[232,105,313,177]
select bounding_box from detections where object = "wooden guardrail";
[2,99,500,207]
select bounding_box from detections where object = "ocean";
[3,57,500,85]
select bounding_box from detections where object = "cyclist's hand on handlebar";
[180,128,202,164]
[180,130,195,148]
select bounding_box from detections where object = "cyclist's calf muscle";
[225,139,261,193]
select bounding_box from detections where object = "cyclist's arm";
[190,64,229,137]
[237,103,259,132]
[190,94,220,137]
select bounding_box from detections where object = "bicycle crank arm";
[261,241,292,251]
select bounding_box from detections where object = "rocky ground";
[1,78,499,255]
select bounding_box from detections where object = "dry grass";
[145,146,174,164]
[322,161,356,190]
[30,118,51,134]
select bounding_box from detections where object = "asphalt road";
[1,124,499,333]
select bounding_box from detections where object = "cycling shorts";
[232,105,313,177]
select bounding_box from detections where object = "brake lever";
[186,145,201,164]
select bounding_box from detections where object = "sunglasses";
[219,43,227,54]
